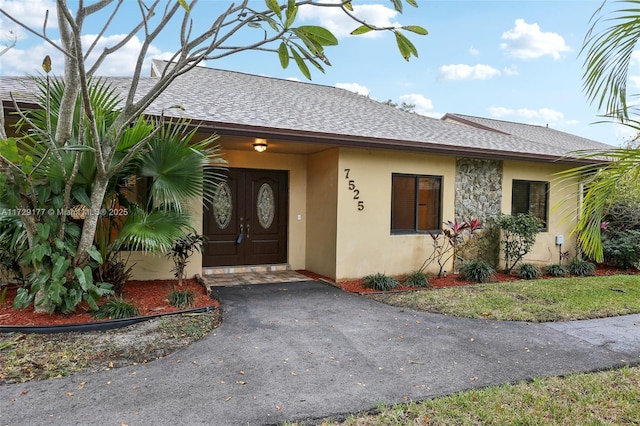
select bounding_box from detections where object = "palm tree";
[562,1,640,261]
[1,76,225,312]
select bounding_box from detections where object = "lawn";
[318,366,640,425]
[368,274,640,322]
[295,274,640,425]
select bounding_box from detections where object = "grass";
[369,275,640,322]
[281,273,640,425]
[0,311,220,384]
[311,366,640,425]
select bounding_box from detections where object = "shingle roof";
[0,60,611,164]
[442,113,612,153]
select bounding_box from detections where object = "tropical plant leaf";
[394,30,418,61]
[291,47,311,80]
[581,2,640,120]
[42,55,52,73]
[404,25,428,35]
[116,207,194,253]
[265,0,282,19]
[351,25,374,36]
[285,0,297,28]
[278,42,290,69]
[178,0,190,12]
[295,25,338,46]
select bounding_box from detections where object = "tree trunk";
[75,175,110,267]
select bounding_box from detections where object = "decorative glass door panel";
[203,168,288,266]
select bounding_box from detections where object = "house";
[0,60,613,281]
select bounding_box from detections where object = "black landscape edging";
[0,305,218,334]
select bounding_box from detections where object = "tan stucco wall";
[305,149,339,279]
[221,149,308,270]
[334,148,456,281]
[129,196,203,280]
[502,160,580,266]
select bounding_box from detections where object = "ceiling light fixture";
[253,138,268,152]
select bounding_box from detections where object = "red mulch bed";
[0,278,218,326]
[333,265,639,295]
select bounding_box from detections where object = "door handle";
[246,221,250,239]
[236,223,244,244]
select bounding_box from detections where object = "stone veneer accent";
[455,158,503,268]
[455,158,503,223]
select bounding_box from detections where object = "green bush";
[459,260,495,283]
[545,264,568,277]
[363,273,399,291]
[168,289,196,308]
[403,271,429,287]
[568,258,596,277]
[519,263,542,280]
[93,297,139,319]
[602,230,640,269]
[498,213,543,273]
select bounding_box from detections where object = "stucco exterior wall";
[502,160,580,266]
[128,193,204,280]
[305,149,339,279]
[334,148,456,281]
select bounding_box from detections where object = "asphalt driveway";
[1,280,639,425]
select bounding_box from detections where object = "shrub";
[568,258,596,276]
[167,233,205,286]
[459,260,495,283]
[168,289,196,308]
[403,270,429,287]
[420,218,482,278]
[602,230,640,269]
[545,264,568,277]
[519,263,542,280]
[93,298,139,319]
[94,253,133,296]
[363,273,399,291]
[498,213,543,273]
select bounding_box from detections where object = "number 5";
[358,201,364,211]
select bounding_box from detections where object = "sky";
[0,0,636,146]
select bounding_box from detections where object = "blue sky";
[0,0,635,146]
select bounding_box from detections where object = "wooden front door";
[203,168,288,267]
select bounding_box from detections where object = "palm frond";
[115,206,194,253]
[557,146,640,261]
[582,1,640,120]
[139,119,226,211]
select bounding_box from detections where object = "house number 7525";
[344,168,365,211]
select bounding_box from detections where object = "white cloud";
[488,106,564,123]
[500,19,570,60]
[298,1,399,38]
[0,0,56,29]
[0,33,174,76]
[439,64,501,81]
[336,82,370,96]
[399,93,434,115]
[469,46,480,56]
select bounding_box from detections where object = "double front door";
[203,168,288,267]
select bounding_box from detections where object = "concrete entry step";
[202,263,291,275]
[200,269,310,291]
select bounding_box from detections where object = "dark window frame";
[511,179,549,231]
[391,173,443,235]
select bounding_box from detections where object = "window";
[391,174,442,233]
[511,180,549,229]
